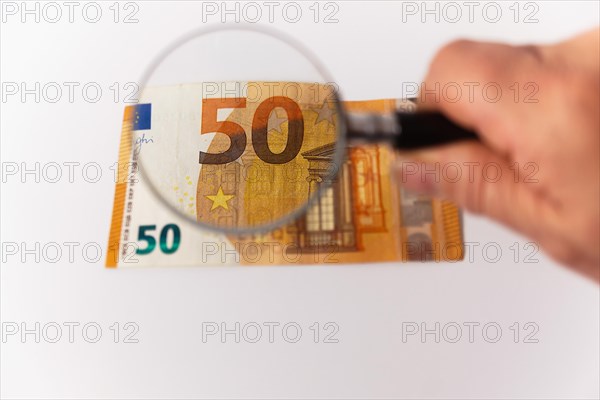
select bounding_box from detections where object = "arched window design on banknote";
[289,143,358,251]
[286,143,387,252]
[349,147,386,231]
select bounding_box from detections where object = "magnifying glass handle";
[346,111,479,150]
[395,111,478,149]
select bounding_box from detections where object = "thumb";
[394,142,559,241]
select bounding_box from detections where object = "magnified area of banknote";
[195,82,341,231]
[106,82,464,267]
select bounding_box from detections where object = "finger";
[395,142,599,281]
[394,141,560,242]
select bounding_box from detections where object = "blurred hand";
[398,28,599,282]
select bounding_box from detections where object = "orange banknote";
[106,82,463,267]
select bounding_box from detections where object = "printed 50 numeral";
[199,96,304,165]
[136,224,181,255]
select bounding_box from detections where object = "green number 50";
[136,224,181,255]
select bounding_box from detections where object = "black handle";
[394,111,479,150]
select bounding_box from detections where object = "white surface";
[1,1,599,399]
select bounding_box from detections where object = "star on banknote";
[268,110,287,134]
[311,101,336,126]
[206,186,234,211]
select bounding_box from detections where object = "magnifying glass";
[134,25,477,235]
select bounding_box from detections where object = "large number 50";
[198,96,304,165]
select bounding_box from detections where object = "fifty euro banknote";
[106,82,464,267]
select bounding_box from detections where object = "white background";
[1,1,599,399]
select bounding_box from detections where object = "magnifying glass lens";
[134,27,344,234]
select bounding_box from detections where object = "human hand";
[398,28,600,282]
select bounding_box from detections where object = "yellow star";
[205,186,234,211]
